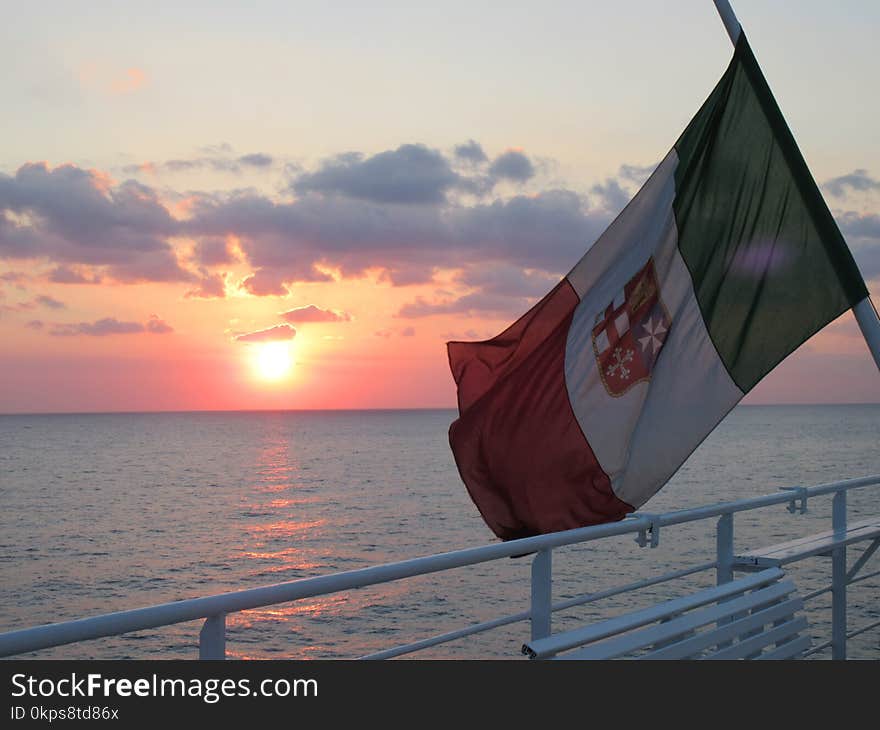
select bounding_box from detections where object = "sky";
[1,0,879,413]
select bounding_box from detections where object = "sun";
[254,342,293,381]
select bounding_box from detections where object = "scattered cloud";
[234,324,296,343]
[187,186,605,293]
[400,326,416,337]
[590,178,631,213]
[2,294,66,312]
[0,162,189,283]
[35,294,65,310]
[25,319,43,330]
[824,169,880,198]
[49,315,173,337]
[184,272,227,299]
[145,314,173,333]
[454,140,488,164]
[837,211,880,279]
[292,144,464,204]
[122,152,275,177]
[397,291,535,319]
[238,153,273,168]
[488,150,535,182]
[618,162,658,185]
[240,270,290,297]
[279,304,352,323]
[193,237,238,266]
[47,265,101,284]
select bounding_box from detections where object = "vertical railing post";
[716,513,734,585]
[199,614,226,660]
[530,549,552,641]
[831,491,847,660]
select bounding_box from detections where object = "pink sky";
[2,2,879,412]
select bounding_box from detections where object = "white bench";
[734,517,880,569]
[522,568,811,660]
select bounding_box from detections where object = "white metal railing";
[1,475,879,660]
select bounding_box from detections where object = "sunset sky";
[2,0,878,413]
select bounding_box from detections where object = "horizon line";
[2,401,880,417]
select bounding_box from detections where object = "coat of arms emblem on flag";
[592,258,671,397]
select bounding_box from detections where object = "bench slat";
[523,568,784,659]
[644,596,803,660]
[703,617,808,660]
[556,581,795,661]
[735,517,880,567]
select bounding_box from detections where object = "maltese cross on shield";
[591,258,671,397]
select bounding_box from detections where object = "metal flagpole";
[711,0,880,372]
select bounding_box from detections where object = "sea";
[1,405,879,660]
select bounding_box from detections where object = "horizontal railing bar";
[650,475,880,528]
[1,474,878,658]
[359,561,717,660]
[0,517,650,657]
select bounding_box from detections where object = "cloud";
[400,326,416,337]
[234,324,296,343]
[2,294,66,312]
[836,211,880,279]
[618,162,658,185]
[0,148,666,308]
[279,304,352,323]
[590,178,631,213]
[185,272,227,299]
[293,144,464,204]
[193,237,237,266]
[145,314,173,333]
[35,294,65,310]
[239,153,273,168]
[0,162,190,283]
[25,319,43,330]
[454,140,488,164]
[187,186,606,293]
[123,152,275,177]
[47,265,101,284]
[397,291,535,319]
[824,169,880,198]
[458,264,558,298]
[488,150,535,182]
[0,271,27,283]
[240,269,291,296]
[49,315,173,337]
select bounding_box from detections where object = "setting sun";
[254,342,293,381]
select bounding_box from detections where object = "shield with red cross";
[591,258,671,397]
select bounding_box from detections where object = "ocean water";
[1,405,878,660]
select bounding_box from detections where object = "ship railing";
[1,475,878,660]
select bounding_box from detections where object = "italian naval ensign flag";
[447,34,869,540]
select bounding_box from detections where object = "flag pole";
[711,0,880,371]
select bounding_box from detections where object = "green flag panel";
[673,34,868,392]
